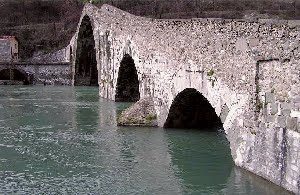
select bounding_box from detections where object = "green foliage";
[207,69,214,77]
[207,69,216,87]
[145,114,157,122]
[250,129,257,135]
[256,100,264,111]
[271,88,275,93]
[127,117,139,124]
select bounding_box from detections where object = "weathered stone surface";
[117,97,158,127]
[265,92,275,104]
[29,48,69,63]
[220,104,229,123]
[287,117,298,131]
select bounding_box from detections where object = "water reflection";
[115,127,183,194]
[223,167,293,195]
[74,87,100,133]
[166,129,233,194]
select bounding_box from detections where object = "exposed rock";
[117,97,158,127]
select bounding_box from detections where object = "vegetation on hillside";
[0,0,299,60]
[0,0,83,59]
[91,0,299,19]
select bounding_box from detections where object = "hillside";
[0,0,299,60]
[0,0,83,59]
[94,0,300,20]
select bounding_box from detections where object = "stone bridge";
[70,3,300,193]
[0,62,71,85]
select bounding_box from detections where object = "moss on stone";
[207,69,214,77]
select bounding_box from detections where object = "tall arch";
[74,15,98,86]
[115,54,140,102]
[0,68,32,85]
[164,88,222,130]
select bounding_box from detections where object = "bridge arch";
[164,88,222,130]
[74,15,98,86]
[115,54,140,102]
[0,68,33,85]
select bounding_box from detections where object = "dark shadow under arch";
[70,47,73,62]
[74,15,98,86]
[115,54,140,102]
[164,88,222,130]
[0,68,32,85]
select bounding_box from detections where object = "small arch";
[164,88,222,130]
[74,15,98,86]
[115,54,140,102]
[0,68,32,85]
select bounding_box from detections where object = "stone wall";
[0,63,71,85]
[71,4,300,193]
[0,39,11,62]
[244,59,300,193]
[30,48,69,63]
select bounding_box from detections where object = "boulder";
[117,97,158,127]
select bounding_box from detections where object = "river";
[0,86,291,194]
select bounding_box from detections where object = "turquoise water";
[0,86,291,194]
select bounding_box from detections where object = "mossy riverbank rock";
[117,97,158,127]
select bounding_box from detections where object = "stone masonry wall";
[245,59,300,193]
[30,48,68,63]
[0,63,71,85]
[71,4,300,193]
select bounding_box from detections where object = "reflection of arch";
[166,130,233,192]
[0,68,32,85]
[115,54,140,102]
[164,88,222,130]
[75,87,99,133]
[74,15,98,86]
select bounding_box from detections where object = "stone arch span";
[115,54,140,102]
[0,68,33,85]
[164,88,222,130]
[74,15,98,86]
